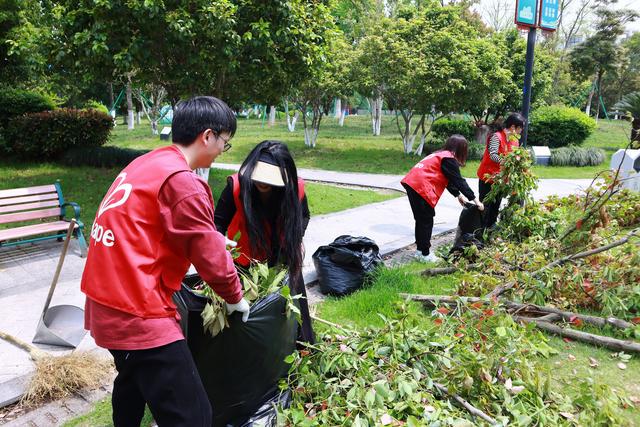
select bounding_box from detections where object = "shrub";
[61,146,148,168]
[431,118,475,142]
[83,100,110,115]
[4,108,113,159]
[422,142,485,161]
[0,88,56,127]
[467,143,485,161]
[549,146,605,167]
[528,105,596,148]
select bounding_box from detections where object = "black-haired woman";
[214,140,314,343]
[401,135,484,262]
[477,112,526,229]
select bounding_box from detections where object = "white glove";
[226,298,250,322]
[224,237,238,248]
[473,198,485,211]
[457,194,468,207]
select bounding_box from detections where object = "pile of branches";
[279,306,628,426]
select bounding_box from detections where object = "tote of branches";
[550,146,605,167]
[173,263,301,427]
[279,306,628,426]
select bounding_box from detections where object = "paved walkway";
[0,164,593,420]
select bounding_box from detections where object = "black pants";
[109,340,212,427]
[478,180,502,229]
[403,184,436,256]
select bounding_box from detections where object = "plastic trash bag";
[450,203,484,254]
[237,389,291,427]
[173,275,298,427]
[312,235,383,297]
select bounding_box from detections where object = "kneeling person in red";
[80,96,250,427]
[401,135,484,262]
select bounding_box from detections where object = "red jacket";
[401,151,455,208]
[477,130,519,183]
[227,173,305,267]
[81,146,227,318]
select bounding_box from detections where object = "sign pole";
[521,26,536,148]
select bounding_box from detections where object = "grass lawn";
[62,399,154,427]
[109,116,631,179]
[0,161,398,237]
[317,264,640,424]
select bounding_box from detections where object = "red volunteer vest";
[401,151,455,208]
[81,145,195,318]
[227,173,305,267]
[477,130,519,183]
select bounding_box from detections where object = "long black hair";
[441,134,469,166]
[491,112,526,132]
[238,140,304,280]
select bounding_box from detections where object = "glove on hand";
[226,298,250,322]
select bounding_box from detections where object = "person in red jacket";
[477,112,526,229]
[401,135,484,262]
[214,140,314,344]
[81,96,250,427]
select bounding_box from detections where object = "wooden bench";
[0,182,87,257]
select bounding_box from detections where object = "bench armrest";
[61,202,82,221]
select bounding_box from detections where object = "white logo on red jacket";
[92,173,132,247]
[98,173,132,218]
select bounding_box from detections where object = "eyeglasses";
[216,133,232,152]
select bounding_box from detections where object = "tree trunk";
[370,97,383,136]
[303,106,322,148]
[338,108,346,127]
[151,120,158,135]
[268,105,276,126]
[284,100,298,132]
[594,72,603,123]
[631,117,640,145]
[475,124,491,146]
[126,83,134,131]
[334,98,341,118]
[108,83,114,113]
[137,111,141,125]
[414,119,428,156]
[585,75,597,117]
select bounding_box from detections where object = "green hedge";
[61,146,148,168]
[0,88,56,127]
[83,100,110,115]
[528,105,596,148]
[431,118,475,142]
[4,108,113,159]
[549,146,605,167]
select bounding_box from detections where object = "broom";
[0,330,111,404]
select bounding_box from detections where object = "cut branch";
[486,227,639,298]
[401,294,634,330]
[513,316,640,353]
[434,382,498,425]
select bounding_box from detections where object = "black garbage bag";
[173,275,298,427]
[450,203,484,254]
[238,389,291,427]
[312,235,383,297]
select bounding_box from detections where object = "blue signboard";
[538,0,560,31]
[515,0,539,27]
